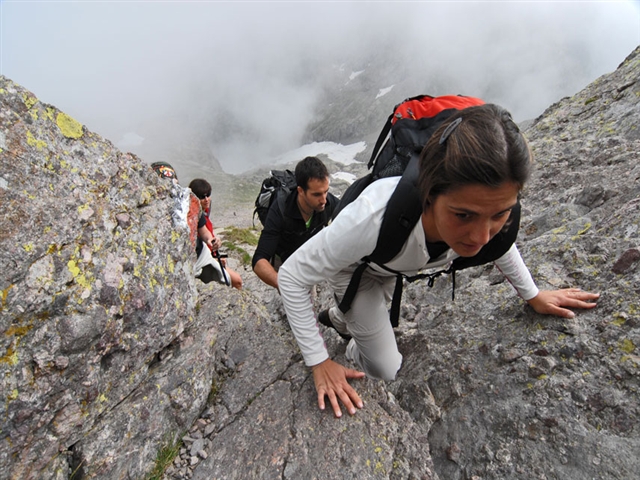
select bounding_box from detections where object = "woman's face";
[422,182,519,257]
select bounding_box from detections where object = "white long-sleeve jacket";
[278,177,539,367]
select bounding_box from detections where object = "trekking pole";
[212,250,231,286]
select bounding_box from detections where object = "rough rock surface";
[168,48,640,480]
[2,45,639,480]
[0,76,211,479]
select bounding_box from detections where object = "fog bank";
[2,1,639,174]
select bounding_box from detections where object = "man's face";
[298,177,330,213]
[421,182,519,257]
[198,192,211,212]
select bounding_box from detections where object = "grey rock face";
[0,76,210,479]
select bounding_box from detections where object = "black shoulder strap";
[278,189,296,233]
[276,187,288,215]
[368,154,422,265]
[368,112,394,169]
[338,156,422,323]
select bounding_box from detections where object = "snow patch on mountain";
[272,141,366,167]
[346,70,365,84]
[376,85,394,99]
[332,171,357,184]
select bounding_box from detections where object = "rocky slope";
[172,47,640,480]
[1,45,638,480]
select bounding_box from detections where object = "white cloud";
[2,1,638,174]
[116,132,145,149]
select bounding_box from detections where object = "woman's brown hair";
[418,104,531,211]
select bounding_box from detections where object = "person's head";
[188,178,212,212]
[295,156,330,213]
[419,104,532,256]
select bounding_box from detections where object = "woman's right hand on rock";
[311,358,365,418]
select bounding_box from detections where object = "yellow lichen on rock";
[67,259,81,277]
[56,112,84,139]
[26,131,47,150]
[620,338,636,354]
[22,93,37,109]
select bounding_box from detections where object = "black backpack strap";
[339,262,452,328]
[389,274,404,328]
[338,158,423,323]
[338,261,370,315]
[368,112,394,169]
[368,154,422,265]
[276,188,288,216]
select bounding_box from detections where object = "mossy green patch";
[146,433,182,480]
[67,259,81,277]
[222,242,252,266]
[56,112,83,139]
[1,285,14,311]
[77,204,92,217]
[222,226,259,246]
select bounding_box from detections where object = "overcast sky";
[2,1,639,174]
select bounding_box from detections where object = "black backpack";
[334,95,521,327]
[253,169,297,227]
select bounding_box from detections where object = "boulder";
[0,76,213,479]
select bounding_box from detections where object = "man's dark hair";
[295,156,329,191]
[188,178,212,199]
